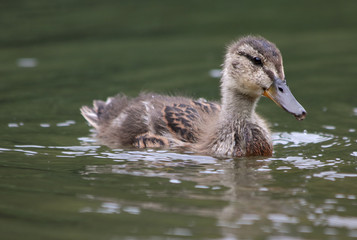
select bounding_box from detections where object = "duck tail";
[80,100,105,129]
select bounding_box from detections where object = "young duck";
[81,36,306,157]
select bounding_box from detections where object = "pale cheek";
[257,77,271,88]
[253,71,272,89]
[243,72,270,96]
[238,78,263,97]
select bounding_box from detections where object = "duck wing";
[162,100,220,143]
[81,93,220,148]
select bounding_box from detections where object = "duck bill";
[263,78,307,120]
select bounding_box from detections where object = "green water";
[1,1,357,239]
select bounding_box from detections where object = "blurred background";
[1,0,356,125]
[0,1,356,239]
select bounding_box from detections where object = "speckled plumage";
[81,93,222,149]
[81,36,306,157]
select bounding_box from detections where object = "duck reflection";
[80,148,290,236]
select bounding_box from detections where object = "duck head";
[222,36,306,120]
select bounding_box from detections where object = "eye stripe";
[238,51,263,66]
[263,69,275,80]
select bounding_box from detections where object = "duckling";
[81,36,306,157]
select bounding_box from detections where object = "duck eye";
[253,57,262,66]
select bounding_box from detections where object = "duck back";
[81,93,221,148]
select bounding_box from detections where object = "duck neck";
[220,86,258,122]
[199,73,272,157]
[203,77,272,157]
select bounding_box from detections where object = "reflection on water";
[3,122,356,239]
[313,171,357,181]
[79,198,141,215]
[273,131,333,147]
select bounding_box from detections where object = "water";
[1,1,357,239]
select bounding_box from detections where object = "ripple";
[79,149,224,185]
[322,125,336,130]
[236,214,261,225]
[169,179,181,184]
[8,122,24,128]
[14,149,38,155]
[166,228,192,237]
[269,156,343,170]
[268,213,299,224]
[195,185,210,189]
[14,145,45,149]
[273,131,333,148]
[327,215,357,229]
[313,171,357,181]
[80,202,121,214]
[78,137,97,143]
[0,147,10,152]
[7,144,101,158]
[49,145,100,152]
[97,150,218,164]
[123,206,141,215]
[56,120,76,127]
